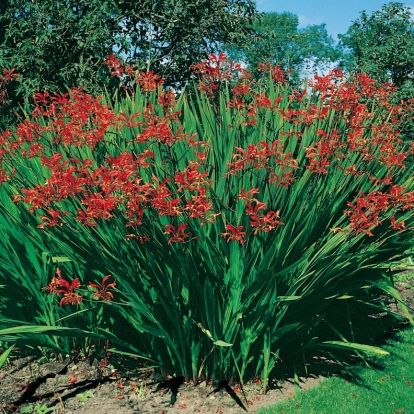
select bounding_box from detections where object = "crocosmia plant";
[1,53,414,386]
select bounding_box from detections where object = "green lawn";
[258,327,414,414]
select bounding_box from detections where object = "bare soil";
[1,278,413,414]
[0,356,324,414]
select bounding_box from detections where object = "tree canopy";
[339,2,414,89]
[227,12,340,82]
[0,0,257,128]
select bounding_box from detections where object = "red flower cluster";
[31,89,115,148]
[135,104,189,145]
[190,52,251,96]
[239,188,284,236]
[43,268,83,306]
[257,63,287,84]
[89,275,117,301]
[104,54,135,78]
[104,55,164,93]
[0,68,19,106]
[346,186,414,236]
[164,223,191,245]
[221,224,246,244]
[44,268,116,306]
[1,53,413,247]
[227,141,297,177]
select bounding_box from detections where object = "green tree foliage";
[0,1,121,96]
[339,2,414,90]
[0,0,257,129]
[227,12,340,82]
[116,0,257,85]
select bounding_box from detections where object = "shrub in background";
[0,54,413,387]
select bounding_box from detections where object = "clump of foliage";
[0,54,413,387]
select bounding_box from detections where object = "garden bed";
[1,279,412,414]
[0,357,322,413]
[2,58,414,414]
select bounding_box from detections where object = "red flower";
[190,52,248,95]
[43,268,83,306]
[43,276,61,295]
[89,275,116,301]
[185,195,215,224]
[175,166,209,192]
[269,171,296,189]
[59,292,83,306]
[55,276,82,306]
[238,188,259,201]
[135,70,164,92]
[390,216,405,232]
[249,211,284,235]
[125,234,151,244]
[221,224,246,244]
[245,200,267,216]
[153,197,184,217]
[163,223,190,244]
[37,209,67,229]
[103,54,134,78]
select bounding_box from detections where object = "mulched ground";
[1,278,413,414]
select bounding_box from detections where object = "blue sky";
[256,1,414,39]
